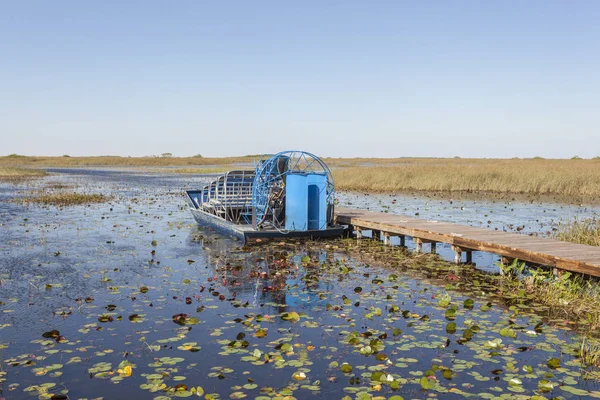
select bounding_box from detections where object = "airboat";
[185,151,345,243]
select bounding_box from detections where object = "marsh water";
[1,168,600,400]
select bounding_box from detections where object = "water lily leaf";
[282,312,300,322]
[547,357,561,369]
[508,378,523,387]
[419,376,434,389]
[42,330,60,338]
[500,327,516,338]
[340,363,353,373]
[254,328,268,338]
[463,299,474,309]
[538,379,554,392]
[292,371,307,381]
[445,322,456,334]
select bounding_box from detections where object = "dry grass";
[4,156,600,199]
[170,167,235,174]
[0,155,255,167]
[331,158,600,198]
[553,218,600,247]
[23,192,107,206]
[0,167,47,182]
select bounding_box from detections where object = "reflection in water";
[201,237,335,314]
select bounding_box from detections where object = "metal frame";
[196,170,255,224]
[250,151,335,231]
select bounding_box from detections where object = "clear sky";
[1,1,599,158]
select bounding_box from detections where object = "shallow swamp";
[1,168,600,400]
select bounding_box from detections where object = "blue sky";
[1,1,599,158]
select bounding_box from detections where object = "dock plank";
[336,207,600,276]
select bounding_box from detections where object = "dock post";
[399,235,405,247]
[431,242,437,254]
[415,238,423,253]
[451,246,462,264]
[345,224,355,238]
[356,227,363,240]
[372,229,380,241]
[383,232,390,246]
[466,251,472,264]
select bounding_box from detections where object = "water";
[1,169,599,399]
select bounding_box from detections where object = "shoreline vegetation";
[0,167,47,182]
[554,218,600,247]
[2,155,600,199]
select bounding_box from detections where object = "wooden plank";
[336,207,600,277]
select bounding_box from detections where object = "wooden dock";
[335,207,600,277]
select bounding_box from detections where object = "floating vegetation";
[22,191,107,206]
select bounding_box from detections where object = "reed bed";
[332,158,600,198]
[0,167,47,182]
[0,155,256,167]
[170,167,236,174]
[23,192,107,206]
[553,218,600,247]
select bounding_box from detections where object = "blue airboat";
[185,151,345,243]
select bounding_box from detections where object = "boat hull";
[189,208,345,243]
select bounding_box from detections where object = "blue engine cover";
[285,173,327,231]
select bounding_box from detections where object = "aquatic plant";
[553,217,600,247]
[171,167,233,174]
[579,336,600,367]
[22,192,107,206]
[344,239,600,337]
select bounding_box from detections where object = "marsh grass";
[580,337,600,368]
[171,167,235,174]
[23,192,107,206]
[331,158,600,198]
[504,263,600,334]
[0,155,256,167]
[0,167,47,182]
[553,218,600,247]
[44,182,72,189]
